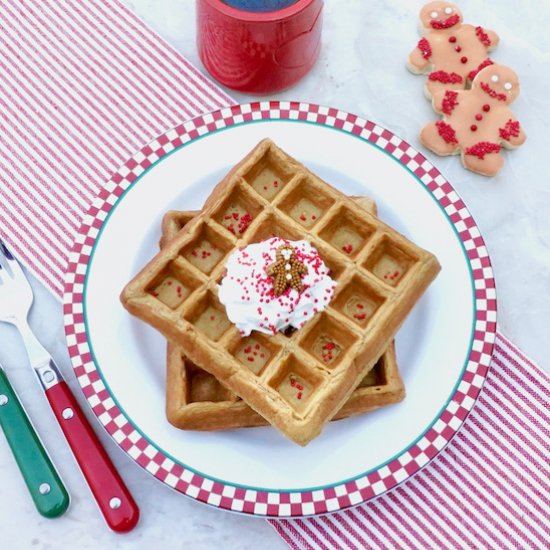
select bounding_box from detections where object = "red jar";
[196,0,324,94]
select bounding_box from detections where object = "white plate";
[64,102,496,516]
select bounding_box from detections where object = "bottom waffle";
[161,198,405,431]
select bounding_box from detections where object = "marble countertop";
[1,0,548,548]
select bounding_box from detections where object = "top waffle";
[121,139,440,445]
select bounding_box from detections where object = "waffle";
[121,139,440,445]
[161,200,405,431]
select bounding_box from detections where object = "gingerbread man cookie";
[420,64,526,176]
[408,1,499,99]
[267,244,308,295]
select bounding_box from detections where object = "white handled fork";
[0,239,139,532]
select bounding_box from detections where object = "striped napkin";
[0,0,232,296]
[270,333,550,550]
[0,2,547,549]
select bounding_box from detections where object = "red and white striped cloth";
[0,2,547,549]
[270,333,550,550]
[0,0,232,296]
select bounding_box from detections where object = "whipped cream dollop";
[218,238,336,336]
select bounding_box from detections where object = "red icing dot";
[448,36,457,43]
[470,124,478,132]
[475,114,483,121]
[483,104,491,112]
[460,56,468,64]
[455,46,462,52]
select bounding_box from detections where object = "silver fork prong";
[0,238,24,281]
[0,262,4,285]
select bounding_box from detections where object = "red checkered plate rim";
[63,101,497,517]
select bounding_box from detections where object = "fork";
[0,239,139,533]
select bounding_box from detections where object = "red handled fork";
[0,239,139,532]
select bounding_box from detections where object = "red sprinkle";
[430,14,460,29]
[468,58,494,81]
[460,56,468,64]
[436,120,458,145]
[480,82,507,102]
[465,142,501,159]
[297,392,302,400]
[429,71,462,85]
[354,313,367,320]
[455,46,462,53]
[441,90,459,115]
[499,119,520,141]
[247,356,254,362]
[448,36,457,43]
[342,244,353,254]
[356,303,364,309]
[475,114,483,121]
[483,104,491,112]
[470,124,478,132]
[418,37,431,60]
[475,26,492,47]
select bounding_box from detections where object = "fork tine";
[0,261,5,285]
[0,238,25,280]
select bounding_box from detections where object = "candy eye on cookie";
[421,1,462,29]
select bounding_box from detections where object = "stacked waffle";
[121,139,440,445]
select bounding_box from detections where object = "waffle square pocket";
[121,139,440,445]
